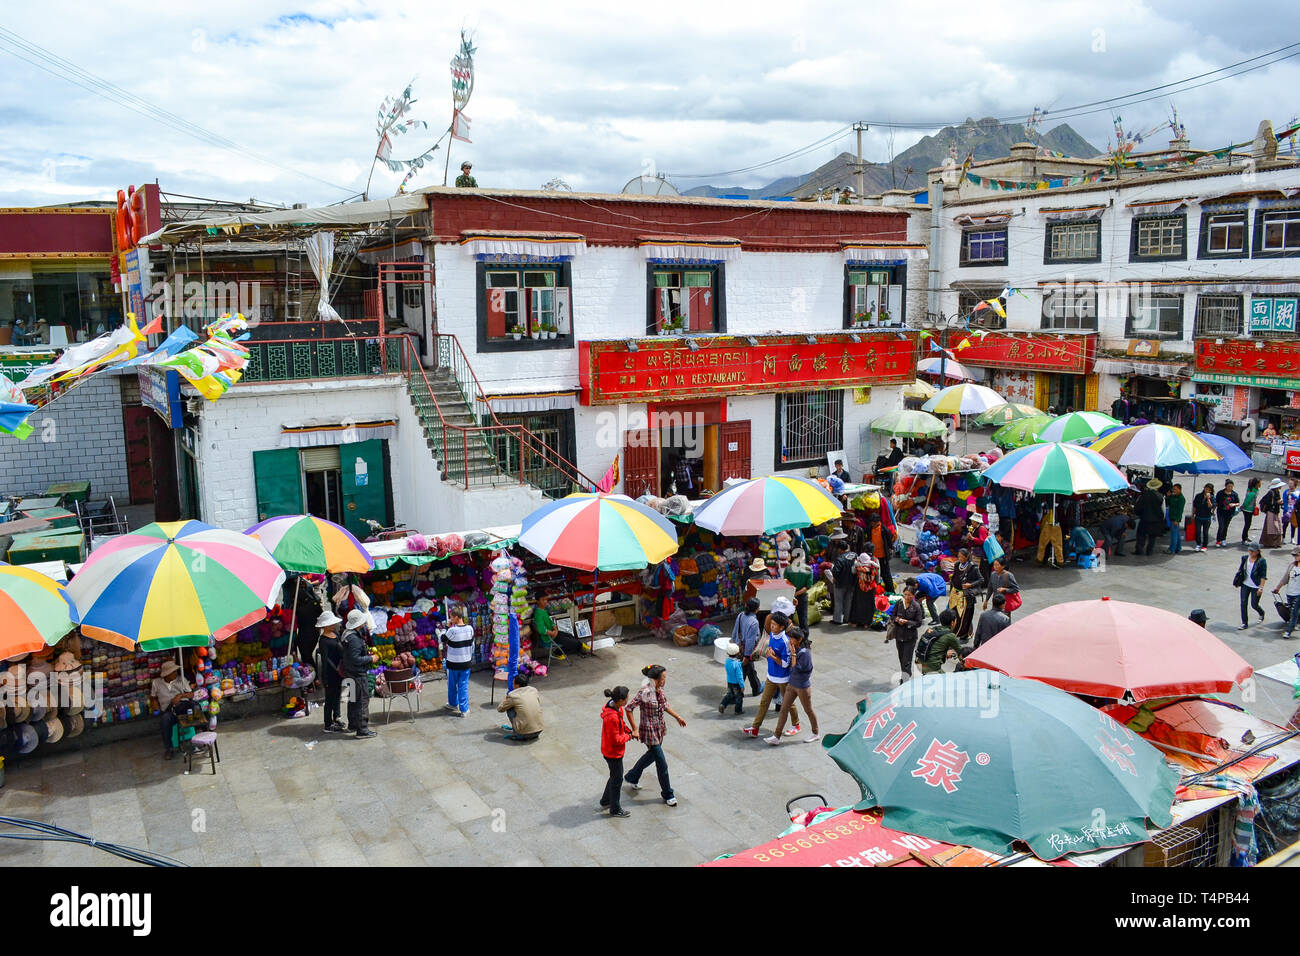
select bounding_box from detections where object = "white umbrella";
[916,356,974,380]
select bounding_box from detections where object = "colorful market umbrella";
[916,357,974,381]
[1036,410,1122,445]
[0,563,78,660]
[902,379,937,400]
[965,598,1253,701]
[922,382,1005,416]
[869,408,946,438]
[1171,432,1252,475]
[518,493,678,573]
[1088,423,1222,469]
[981,441,1129,495]
[973,402,1041,427]
[991,414,1054,450]
[67,520,286,650]
[245,514,373,573]
[691,476,843,536]
[822,670,1179,860]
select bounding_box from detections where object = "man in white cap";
[151,660,193,760]
[315,610,346,733]
[455,161,477,188]
[340,608,378,739]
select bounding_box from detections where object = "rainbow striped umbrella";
[692,476,844,536]
[922,382,1005,416]
[1088,423,1222,469]
[0,564,78,660]
[67,520,286,651]
[519,494,679,572]
[982,442,1129,495]
[991,414,1054,450]
[246,514,373,573]
[1036,410,1122,444]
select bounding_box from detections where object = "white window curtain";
[305,231,343,322]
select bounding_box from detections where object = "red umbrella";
[965,597,1253,701]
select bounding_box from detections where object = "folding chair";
[380,667,421,724]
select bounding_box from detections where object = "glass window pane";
[683,272,711,288]
[653,272,678,288]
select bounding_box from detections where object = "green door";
[340,439,390,539]
[252,448,304,522]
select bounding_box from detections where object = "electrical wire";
[668,125,852,179]
[0,26,355,195]
[0,815,189,867]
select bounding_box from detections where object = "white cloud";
[0,0,1297,207]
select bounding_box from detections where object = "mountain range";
[683,119,1101,199]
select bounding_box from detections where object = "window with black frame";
[1199,211,1248,258]
[1040,286,1097,331]
[1130,215,1186,261]
[647,265,723,334]
[775,390,843,469]
[1127,293,1184,338]
[1193,295,1242,337]
[476,261,573,351]
[960,228,1007,266]
[1254,208,1300,257]
[1044,220,1100,263]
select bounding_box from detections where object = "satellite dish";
[621,174,680,196]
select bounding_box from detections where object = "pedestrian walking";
[767,627,820,744]
[1241,478,1262,543]
[886,586,925,682]
[984,557,1021,616]
[1273,548,1300,639]
[1215,480,1241,548]
[1285,477,1300,545]
[783,549,812,631]
[624,665,686,806]
[441,603,474,718]
[830,546,858,625]
[1136,479,1165,556]
[949,548,981,638]
[849,549,881,628]
[598,686,634,817]
[1235,542,1268,631]
[731,596,763,696]
[1166,482,1187,554]
[719,641,746,714]
[904,573,947,623]
[1260,479,1286,550]
[341,608,378,739]
[742,610,800,737]
[973,593,1012,649]
[1193,484,1216,552]
[315,610,346,733]
[917,609,965,675]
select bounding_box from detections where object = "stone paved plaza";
[4,518,1298,867]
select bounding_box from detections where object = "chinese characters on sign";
[1248,297,1299,335]
[579,334,917,404]
[861,707,976,794]
[1195,339,1300,389]
[951,333,1095,374]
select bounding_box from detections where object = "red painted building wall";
[426,189,909,252]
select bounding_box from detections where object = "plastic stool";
[185,731,220,775]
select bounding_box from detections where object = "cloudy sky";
[2,0,1298,208]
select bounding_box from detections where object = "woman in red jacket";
[599,686,634,817]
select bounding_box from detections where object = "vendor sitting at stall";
[536,593,582,658]
[830,459,851,484]
[873,439,905,478]
[152,660,194,760]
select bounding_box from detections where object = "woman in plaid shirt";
[623,664,687,807]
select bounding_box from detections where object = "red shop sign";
[578,333,917,405]
[1286,447,1300,472]
[949,332,1095,374]
[1195,339,1300,383]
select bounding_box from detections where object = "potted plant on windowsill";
[661,317,686,335]
[852,311,874,329]
[541,321,557,340]
[509,324,525,341]
[878,309,891,326]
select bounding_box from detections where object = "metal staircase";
[395,336,599,495]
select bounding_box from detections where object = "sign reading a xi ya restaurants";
[578,333,917,405]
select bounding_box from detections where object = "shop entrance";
[623,404,750,498]
[1042,373,1084,413]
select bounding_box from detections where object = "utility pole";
[852,121,869,199]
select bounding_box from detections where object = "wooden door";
[122,406,154,504]
[719,420,751,482]
[623,430,659,498]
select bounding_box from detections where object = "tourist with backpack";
[917,609,965,675]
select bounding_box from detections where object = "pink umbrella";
[966,597,1253,701]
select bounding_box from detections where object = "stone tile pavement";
[3,523,1299,866]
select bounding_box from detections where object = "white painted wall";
[935,164,1300,355]
[195,377,543,533]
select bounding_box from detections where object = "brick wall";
[0,374,129,499]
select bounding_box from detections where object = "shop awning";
[638,234,742,263]
[1094,358,1188,379]
[484,389,579,413]
[1125,279,1300,295]
[460,230,587,259]
[842,241,928,265]
[1040,205,1105,221]
[280,417,397,448]
[139,194,428,245]
[1262,406,1300,418]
